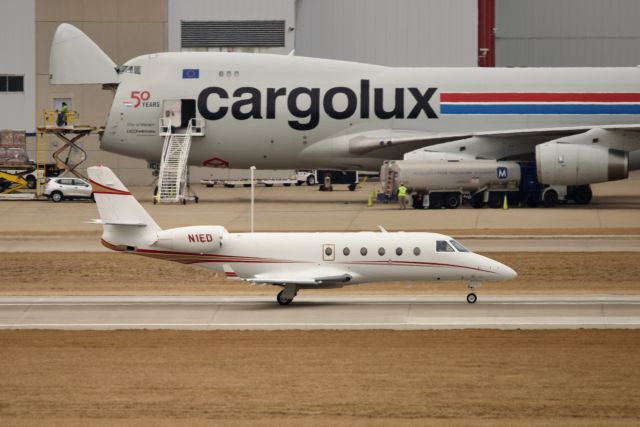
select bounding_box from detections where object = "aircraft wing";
[246,268,353,286]
[343,124,640,159]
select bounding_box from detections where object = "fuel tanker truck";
[380,159,593,209]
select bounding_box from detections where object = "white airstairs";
[155,118,204,204]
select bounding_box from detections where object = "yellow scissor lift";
[0,110,103,199]
[35,110,103,192]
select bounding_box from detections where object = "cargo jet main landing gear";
[277,284,298,305]
[467,281,482,304]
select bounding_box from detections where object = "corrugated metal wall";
[496,0,640,66]
[168,0,295,54]
[295,0,477,67]
[0,0,35,132]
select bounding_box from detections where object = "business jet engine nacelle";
[155,226,227,253]
[535,141,628,185]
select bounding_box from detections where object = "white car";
[44,177,94,202]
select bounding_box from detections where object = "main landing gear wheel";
[466,293,477,304]
[276,290,293,305]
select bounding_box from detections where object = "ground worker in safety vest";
[397,183,409,210]
[57,102,69,127]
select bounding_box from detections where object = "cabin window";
[378,247,385,256]
[396,247,403,256]
[450,240,470,252]
[360,247,368,256]
[343,247,350,256]
[436,240,455,252]
[413,247,421,256]
[218,71,224,77]
[325,246,333,257]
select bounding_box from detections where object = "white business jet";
[87,165,516,305]
[52,23,640,191]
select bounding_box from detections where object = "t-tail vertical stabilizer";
[87,166,160,249]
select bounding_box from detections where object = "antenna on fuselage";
[378,225,388,233]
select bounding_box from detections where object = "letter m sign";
[497,167,508,179]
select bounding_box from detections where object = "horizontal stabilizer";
[87,219,147,227]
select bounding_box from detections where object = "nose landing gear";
[467,281,482,304]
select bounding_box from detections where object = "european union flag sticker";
[182,69,200,79]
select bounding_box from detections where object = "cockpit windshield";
[449,240,470,252]
[436,240,455,252]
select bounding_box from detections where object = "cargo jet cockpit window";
[118,65,141,75]
[436,240,455,253]
[449,240,470,252]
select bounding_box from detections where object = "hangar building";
[0,0,639,183]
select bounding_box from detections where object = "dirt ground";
[0,330,639,426]
[1,251,639,295]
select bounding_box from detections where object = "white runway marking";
[1,295,640,330]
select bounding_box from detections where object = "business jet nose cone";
[499,263,518,280]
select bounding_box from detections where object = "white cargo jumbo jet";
[87,165,516,305]
[52,24,640,190]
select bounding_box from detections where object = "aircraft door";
[162,99,196,129]
[181,99,196,128]
[322,244,335,261]
[162,100,181,129]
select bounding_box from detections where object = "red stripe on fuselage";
[101,240,493,274]
[440,92,640,103]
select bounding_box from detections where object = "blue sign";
[182,69,200,79]
[497,167,508,179]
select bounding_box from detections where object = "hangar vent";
[181,20,285,48]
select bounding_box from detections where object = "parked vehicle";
[25,163,64,189]
[295,170,359,191]
[44,177,94,202]
[3,162,64,189]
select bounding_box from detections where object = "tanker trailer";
[380,159,565,209]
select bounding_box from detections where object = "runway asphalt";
[2,295,640,330]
